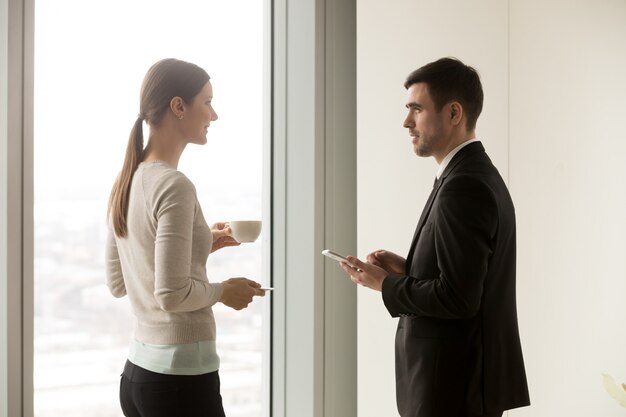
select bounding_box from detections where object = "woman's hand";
[210,222,240,253]
[220,277,265,310]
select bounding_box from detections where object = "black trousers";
[120,360,226,417]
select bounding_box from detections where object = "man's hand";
[340,256,389,292]
[366,249,406,275]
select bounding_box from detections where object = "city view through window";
[33,1,267,416]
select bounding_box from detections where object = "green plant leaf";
[602,373,626,408]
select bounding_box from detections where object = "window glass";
[34,1,266,416]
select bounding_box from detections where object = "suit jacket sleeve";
[382,174,498,319]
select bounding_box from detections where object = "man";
[340,57,530,417]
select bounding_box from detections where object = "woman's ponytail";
[107,117,144,238]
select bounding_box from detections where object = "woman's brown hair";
[108,58,210,238]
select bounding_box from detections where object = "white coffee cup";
[229,220,262,242]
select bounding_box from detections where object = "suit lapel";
[404,142,485,270]
[405,178,443,269]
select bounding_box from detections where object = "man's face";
[403,82,451,163]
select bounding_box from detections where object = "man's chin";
[413,145,429,157]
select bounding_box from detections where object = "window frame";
[2,0,35,416]
[270,0,357,416]
[2,0,357,415]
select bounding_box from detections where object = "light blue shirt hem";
[128,339,220,376]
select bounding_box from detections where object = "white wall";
[357,0,626,416]
[509,1,626,415]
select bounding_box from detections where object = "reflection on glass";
[34,1,265,416]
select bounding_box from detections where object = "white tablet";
[321,249,349,263]
[322,249,362,271]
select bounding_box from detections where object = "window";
[33,1,268,416]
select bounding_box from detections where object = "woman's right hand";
[210,222,240,253]
[220,277,265,310]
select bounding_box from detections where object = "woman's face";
[182,81,218,145]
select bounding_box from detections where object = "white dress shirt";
[436,138,480,179]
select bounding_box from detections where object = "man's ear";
[170,96,185,119]
[449,102,463,126]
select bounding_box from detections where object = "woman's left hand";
[210,222,241,253]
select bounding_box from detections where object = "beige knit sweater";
[106,161,223,345]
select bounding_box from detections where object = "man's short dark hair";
[404,57,484,131]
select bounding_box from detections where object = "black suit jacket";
[382,142,530,417]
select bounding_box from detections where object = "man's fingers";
[345,256,365,272]
[340,261,356,275]
[366,253,379,265]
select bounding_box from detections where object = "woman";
[105,58,265,417]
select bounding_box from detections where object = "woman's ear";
[170,96,185,120]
